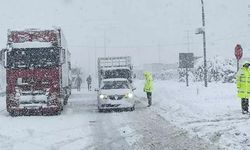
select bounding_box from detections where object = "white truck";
[96,56,136,111]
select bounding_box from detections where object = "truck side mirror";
[1,49,7,68]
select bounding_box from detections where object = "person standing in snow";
[144,72,153,107]
[86,75,92,91]
[236,61,250,114]
[76,75,82,91]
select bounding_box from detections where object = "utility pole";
[94,39,97,77]
[88,49,90,73]
[186,30,190,52]
[104,31,107,57]
[201,0,208,87]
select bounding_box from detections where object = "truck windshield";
[101,81,129,89]
[103,69,131,79]
[7,47,60,69]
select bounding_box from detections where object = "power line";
[68,33,250,49]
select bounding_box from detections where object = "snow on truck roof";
[11,42,53,49]
[102,78,129,82]
[101,67,131,70]
[8,27,60,32]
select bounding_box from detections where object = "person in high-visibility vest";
[236,61,250,114]
[144,71,153,107]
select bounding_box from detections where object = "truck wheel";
[98,108,104,113]
[60,105,64,111]
[63,99,68,105]
[54,110,61,115]
[57,111,61,115]
[63,94,69,105]
[9,111,16,117]
[10,110,17,117]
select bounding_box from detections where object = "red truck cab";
[3,28,71,116]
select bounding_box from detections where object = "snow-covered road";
[0,89,220,150]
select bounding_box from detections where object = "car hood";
[100,89,132,95]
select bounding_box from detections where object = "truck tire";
[98,108,104,113]
[9,110,18,117]
[55,110,61,115]
[63,98,68,105]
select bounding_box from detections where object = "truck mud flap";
[9,108,61,117]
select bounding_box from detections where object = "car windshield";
[101,81,129,89]
[7,47,60,69]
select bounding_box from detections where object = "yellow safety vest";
[237,67,250,99]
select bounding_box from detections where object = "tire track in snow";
[185,116,250,125]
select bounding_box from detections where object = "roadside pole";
[237,60,239,72]
[186,67,189,87]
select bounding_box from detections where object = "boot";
[241,99,249,114]
[148,97,152,107]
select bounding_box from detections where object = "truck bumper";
[8,105,61,116]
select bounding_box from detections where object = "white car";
[96,78,136,111]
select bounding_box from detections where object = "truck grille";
[108,95,124,100]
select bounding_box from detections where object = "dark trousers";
[147,92,152,106]
[87,83,91,91]
[241,98,249,112]
[77,84,81,91]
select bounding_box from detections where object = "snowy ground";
[0,82,221,150]
[0,80,247,150]
[135,80,250,150]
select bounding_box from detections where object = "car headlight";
[126,93,134,99]
[99,94,108,99]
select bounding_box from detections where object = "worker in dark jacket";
[86,75,92,91]
[76,75,82,91]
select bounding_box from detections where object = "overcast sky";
[0,0,249,74]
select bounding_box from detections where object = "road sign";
[179,53,194,68]
[235,44,243,61]
[179,53,194,87]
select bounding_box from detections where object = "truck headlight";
[48,92,57,101]
[99,94,108,99]
[45,88,50,96]
[15,87,22,99]
[126,93,133,99]
[47,92,58,106]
